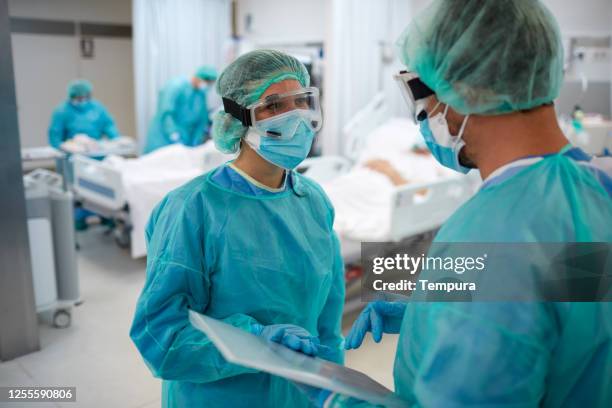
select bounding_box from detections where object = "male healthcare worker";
[143,65,218,153]
[303,0,612,406]
[48,79,119,149]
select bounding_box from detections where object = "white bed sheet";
[322,118,458,242]
[104,142,233,258]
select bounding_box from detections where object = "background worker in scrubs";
[49,79,120,230]
[143,65,218,153]
[302,0,612,406]
[48,79,119,149]
[131,50,345,408]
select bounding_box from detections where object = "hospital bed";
[72,142,233,257]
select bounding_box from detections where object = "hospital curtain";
[322,0,412,156]
[132,0,231,151]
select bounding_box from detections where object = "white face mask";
[419,102,472,174]
[71,99,91,110]
[198,81,214,91]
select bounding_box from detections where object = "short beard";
[458,148,477,169]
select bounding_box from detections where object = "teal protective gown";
[130,165,345,408]
[144,77,210,154]
[332,147,612,407]
[48,100,119,148]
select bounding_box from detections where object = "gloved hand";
[71,134,100,152]
[345,301,407,350]
[253,324,320,356]
[60,140,86,153]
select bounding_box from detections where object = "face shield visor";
[393,71,435,123]
[222,87,322,139]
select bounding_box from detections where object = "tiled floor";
[0,228,398,407]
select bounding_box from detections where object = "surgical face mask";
[245,110,315,170]
[71,99,91,110]
[419,102,472,174]
[198,81,214,91]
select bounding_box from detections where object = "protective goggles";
[223,87,322,137]
[71,95,91,102]
[393,71,435,123]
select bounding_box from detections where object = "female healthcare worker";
[130,49,345,408]
[302,0,612,406]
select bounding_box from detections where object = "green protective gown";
[144,77,210,154]
[393,149,612,407]
[130,168,345,408]
[330,147,612,407]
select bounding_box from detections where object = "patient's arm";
[364,159,408,186]
[411,145,431,155]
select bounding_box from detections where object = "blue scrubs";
[48,100,119,149]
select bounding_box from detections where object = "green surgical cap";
[195,65,218,81]
[211,49,310,153]
[397,0,564,115]
[67,79,93,98]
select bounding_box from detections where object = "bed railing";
[341,93,389,162]
[388,174,480,241]
[73,155,126,211]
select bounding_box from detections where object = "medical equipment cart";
[24,169,80,328]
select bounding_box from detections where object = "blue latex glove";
[253,323,320,356]
[345,301,407,350]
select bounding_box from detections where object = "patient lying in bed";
[320,118,458,241]
[364,144,433,186]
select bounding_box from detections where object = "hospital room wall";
[544,0,611,34]
[544,0,612,117]
[8,0,136,149]
[234,0,327,153]
[407,0,612,37]
[234,0,326,45]
[321,0,414,155]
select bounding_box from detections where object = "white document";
[189,311,407,408]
